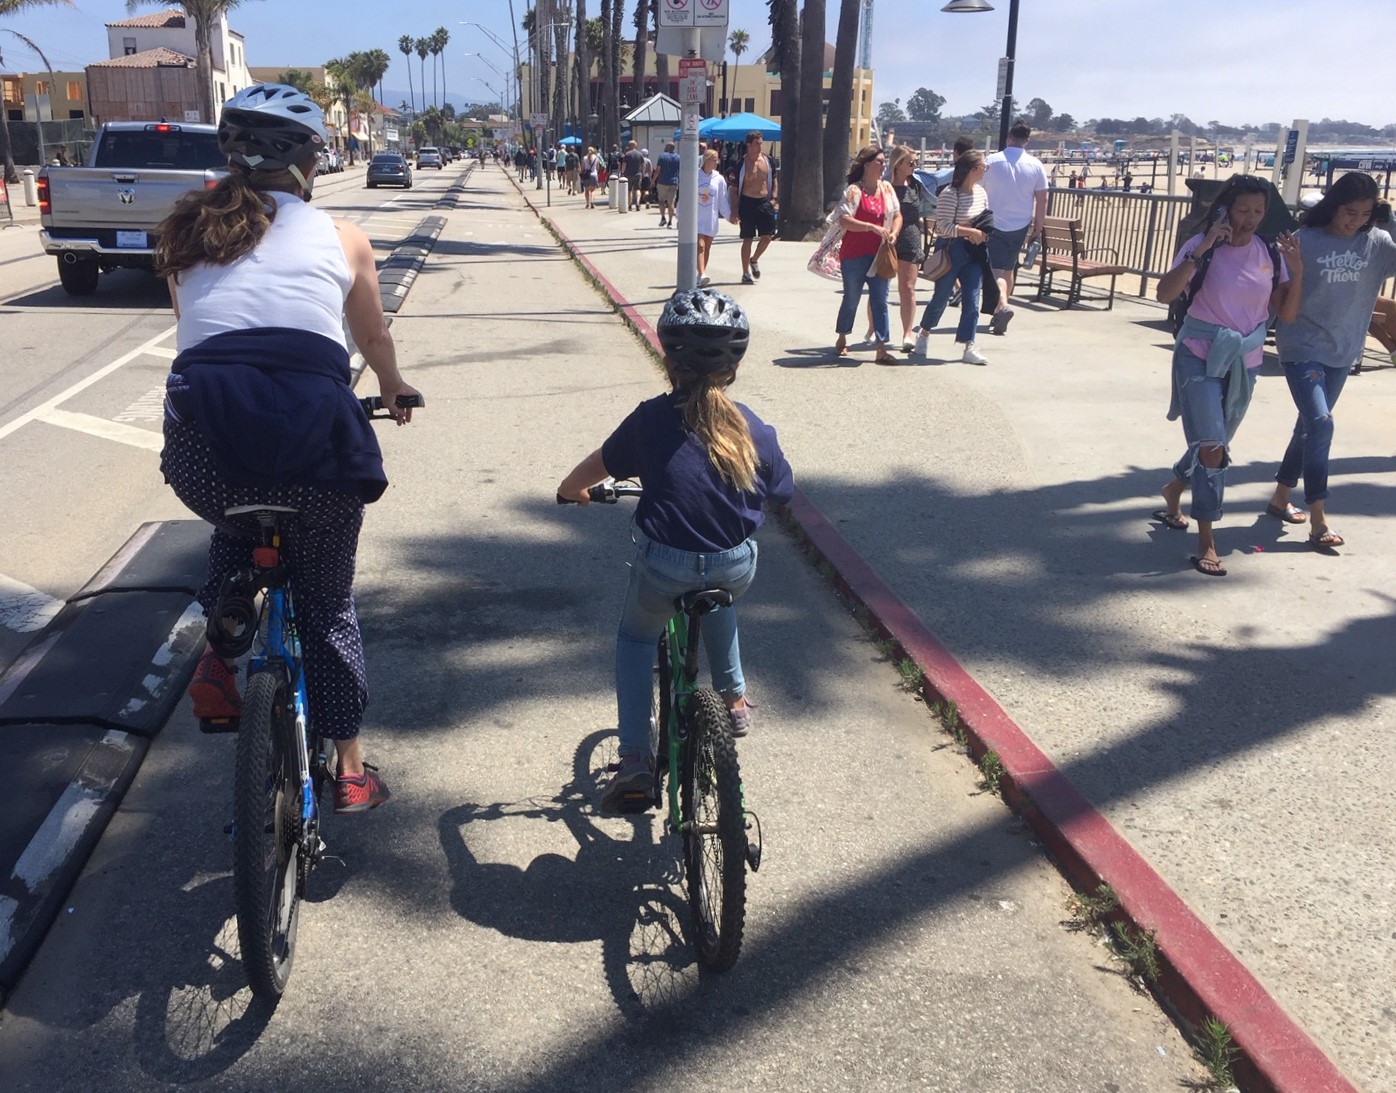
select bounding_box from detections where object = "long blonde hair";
[155,158,311,278]
[671,369,757,493]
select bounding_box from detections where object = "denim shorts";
[987,225,1030,272]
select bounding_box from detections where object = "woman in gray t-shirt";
[1265,173,1396,549]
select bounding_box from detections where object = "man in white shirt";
[982,120,1049,336]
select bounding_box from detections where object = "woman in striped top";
[913,151,991,365]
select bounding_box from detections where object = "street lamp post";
[942,0,1019,152]
[461,22,523,142]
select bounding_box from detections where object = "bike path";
[0,161,1209,1091]
[503,174,1392,1092]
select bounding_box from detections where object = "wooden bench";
[1032,216,1129,310]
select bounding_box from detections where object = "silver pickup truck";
[38,121,226,296]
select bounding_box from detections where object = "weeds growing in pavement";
[977,749,1005,795]
[873,638,895,659]
[1192,1016,1239,1090]
[1065,883,1120,931]
[897,658,924,692]
[1110,921,1160,984]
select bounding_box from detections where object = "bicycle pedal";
[199,716,240,735]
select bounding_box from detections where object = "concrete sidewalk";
[509,172,1394,1091]
[0,158,1216,1093]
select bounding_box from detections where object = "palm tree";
[415,37,430,113]
[363,46,391,112]
[431,26,449,111]
[725,28,748,116]
[824,0,859,206]
[573,0,589,144]
[650,0,667,94]
[631,0,648,106]
[767,0,801,237]
[608,0,623,134]
[125,0,242,125]
[353,86,377,158]
[0,2,71,183]
[398,34,416,115]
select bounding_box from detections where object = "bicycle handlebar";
[556,479,643,505]
[360,394,426,419]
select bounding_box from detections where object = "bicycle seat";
[223,504,300,527]
[675,589,734,616]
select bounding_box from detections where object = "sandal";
[1308,529,1344,549]
[835,335,848,358]
[1265,502,1308,524]
[1191,555,1227,577]
[1152,509,1188,531]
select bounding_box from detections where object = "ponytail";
[674,374,757,492]
[155,160,307,278]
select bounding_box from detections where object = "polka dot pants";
[162,417,369,740]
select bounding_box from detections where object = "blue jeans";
[1276,361,1348,503]
[920,240,982,344]
[1169,348,1256,522]
[615,532,758,757]
[836,251,890,343]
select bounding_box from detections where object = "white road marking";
[0,323,177,442]
[35,408,163,452]
[0,574,65,634]
[144,346,178,360]
[114,385,167,424]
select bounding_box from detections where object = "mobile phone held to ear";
[1213,205,1229,228]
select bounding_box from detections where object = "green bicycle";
[562,479,763,971]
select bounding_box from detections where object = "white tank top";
[174,190,352,353]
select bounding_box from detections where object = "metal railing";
[1043,187,1191,297]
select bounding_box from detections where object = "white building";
[105,8,252,107]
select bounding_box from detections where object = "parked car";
[416,146,444,169]
[38,121,226,296]
[366,153,413,189]
[319,146,343,173]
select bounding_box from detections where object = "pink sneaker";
[335,764,391,814]
[188,649,241,720]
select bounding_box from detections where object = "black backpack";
[1169,237,1282,335]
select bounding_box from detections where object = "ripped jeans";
[1170,348,1257,522]
[1275,360,1348,503]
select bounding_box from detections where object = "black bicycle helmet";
[657,289,750,373]
[218,84,326,172]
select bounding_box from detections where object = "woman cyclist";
[157,84,420,814]
[557,289,794,810]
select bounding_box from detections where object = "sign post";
[0,176,14,228]
[663,0,725,291]
[531,113,548,191]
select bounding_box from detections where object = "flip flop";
[1191,555,1227,577]
[1152,509,1188,531]
[1266,502,1308,524]
[1308,530,1344,549]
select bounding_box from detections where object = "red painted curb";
[509,175,1359,1093]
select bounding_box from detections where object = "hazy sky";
[4,0,1392,130]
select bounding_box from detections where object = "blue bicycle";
[203,394,419,998]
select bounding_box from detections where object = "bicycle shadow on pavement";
[437,729,700,1022]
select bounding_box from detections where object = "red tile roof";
[106,9,187,29]
[89,47,195,69]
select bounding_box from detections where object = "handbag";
[920,243,952,281]
[873,237,898,279]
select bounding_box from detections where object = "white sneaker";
[861,328,876,345]
[913,330,929,357]
[698,275,711,287]
[961,344,988,365]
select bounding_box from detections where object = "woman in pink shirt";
[1154,176,1302,576]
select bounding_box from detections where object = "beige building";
[105,8,253,111]
[519,41,874,155]
[1,71,90,122]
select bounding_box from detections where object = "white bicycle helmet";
[218,84,326,193]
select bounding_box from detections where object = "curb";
[379,163,476,314]
[0,520,208,1001]
[508,177,1358,1093]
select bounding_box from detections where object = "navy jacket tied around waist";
[165,327,388,503]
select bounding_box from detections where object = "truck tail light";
[37,175,50,215]
[204,177,219,190]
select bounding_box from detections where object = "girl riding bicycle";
[557,289,794,810]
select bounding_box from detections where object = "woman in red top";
[834,145,901,364]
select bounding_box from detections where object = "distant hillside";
[382,89,494,113]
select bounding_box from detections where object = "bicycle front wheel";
[233,670,302,999]
[680,688,747,971]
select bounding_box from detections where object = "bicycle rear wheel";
[680,688,746,971]
[233,670,302,999]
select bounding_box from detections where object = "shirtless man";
[728,131,779,284]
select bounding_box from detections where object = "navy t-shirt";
[601,393,794,553]
[657,151,681,186]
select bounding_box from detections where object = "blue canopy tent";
[702,113,782,142]
[558,135,583,146]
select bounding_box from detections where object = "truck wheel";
[57,257,100,296]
